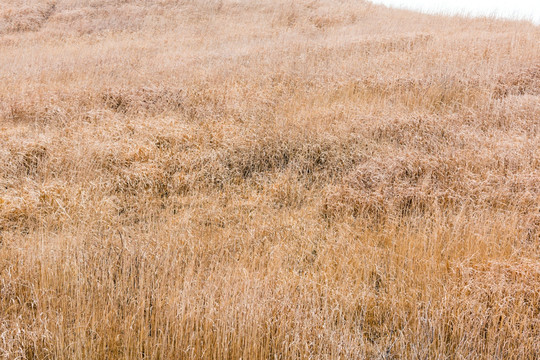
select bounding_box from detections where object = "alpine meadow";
[0,0,539,359]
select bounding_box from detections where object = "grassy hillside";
[1,0,539,358]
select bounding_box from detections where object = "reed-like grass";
[1,1,539,358]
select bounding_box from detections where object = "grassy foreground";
[1,0,539,358]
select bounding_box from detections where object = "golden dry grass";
[1,0,539,358]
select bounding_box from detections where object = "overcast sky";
[370,0,540,24]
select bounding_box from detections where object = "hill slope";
[1,1,539,358]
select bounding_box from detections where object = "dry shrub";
[102,87,185,115]
[322,151,540,222]
[321,155,456,221]
[0,1,56,33]
[183,127,361,190]
[0,181,92,232]
[1,96,81,126]
[272,0,371,29]
[0,189,40,232]
[494,64,540,98]
[6,142,49,177]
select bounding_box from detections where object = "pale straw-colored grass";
[1,1,539,358]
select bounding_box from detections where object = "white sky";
[369,0,540,24]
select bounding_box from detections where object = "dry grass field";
[1,0,539,358]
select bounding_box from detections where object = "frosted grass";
[370,0,540,24]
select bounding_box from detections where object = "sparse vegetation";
[1,0,539,358]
